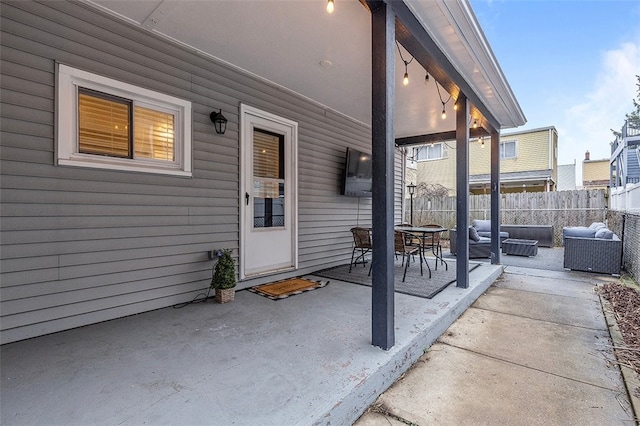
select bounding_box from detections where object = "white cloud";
[558,37,640,183]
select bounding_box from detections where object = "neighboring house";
[582,151,610,190]
[0,1,524,345]
[610,119,640,210]
[557,162,577,191]
[411,126,557,194]
[610,120,640,187]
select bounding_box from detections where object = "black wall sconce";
[210,109,228,135]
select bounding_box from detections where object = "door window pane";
[253,129,285,228]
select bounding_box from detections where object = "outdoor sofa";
[562,222,622,275]
[449,223,509,258]
[475,219,554,247]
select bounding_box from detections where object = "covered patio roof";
[84,0,525,138]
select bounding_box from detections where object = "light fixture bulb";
[424,73,429,84]
[326,0,334,13]
[473,119,478,129]
[454,103,458,111]
[480,137,485,148]
[403,72,409,86]
[441,106,446,120]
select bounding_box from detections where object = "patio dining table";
[395,226,448,271]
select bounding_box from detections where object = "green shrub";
[211,249,236,289]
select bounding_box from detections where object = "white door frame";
[239,104,298,280]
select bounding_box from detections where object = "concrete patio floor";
[0,261,502,425]
[356,264,635,425]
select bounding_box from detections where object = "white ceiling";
[86,0,525,138]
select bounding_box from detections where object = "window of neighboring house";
[500,140,517,159]
[415,143,447,161]
[56,64,192,176]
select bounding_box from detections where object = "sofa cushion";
[563,226,596,238]
[472,219,491,232]
[588,222,606,230]
[477,230,510,239]
[595,228,614,239]
[469,226,481,242]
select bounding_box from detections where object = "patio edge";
[324,263,504,425]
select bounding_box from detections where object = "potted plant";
[210,249,236,303]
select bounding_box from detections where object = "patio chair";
[422,224,444,266]
[396,223,421,259]
[349,227,372,273]
[394,230,425,281]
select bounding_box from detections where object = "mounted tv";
[342,147,372,197]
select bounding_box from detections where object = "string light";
[396,41,414,86]
[480,137,485,148]
[435,82,451,120]
[473,119,478,129]
[326,0,334,13]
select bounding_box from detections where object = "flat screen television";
[342,147,372,197]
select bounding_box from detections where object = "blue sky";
[470,0,640,183]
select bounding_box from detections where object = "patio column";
[455,94,470,288]
[370,1,395,350]
[490,129,501,264]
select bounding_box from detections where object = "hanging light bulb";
[473,119,478,129]
[453,102,458,111]
[326,0,334,13]
[480,137,485,148]
[424,73,429,85]
[396,41,414,86]
[402,60,409,85]
[441,104,446,120]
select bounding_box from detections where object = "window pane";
[78,90,130,157]
[253,182,285,228]
[501,141,516,158]
[253,130,283,179]
[416,143,442,160]
[253,129,285,228]
[134,106,175,161]
[429,144,442,159]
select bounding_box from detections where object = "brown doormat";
[248,278,329,300]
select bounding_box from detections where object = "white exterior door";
[240,104,298,279]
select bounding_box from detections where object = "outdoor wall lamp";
[210,109,228,135]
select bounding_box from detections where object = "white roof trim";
[404,0,526,129]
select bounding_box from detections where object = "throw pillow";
[588,222,606,230]
[595,228,614,239]
[562,227,596,239]
[469,226,481,242]
[472,219,491,232]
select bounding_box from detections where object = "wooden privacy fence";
[407,189,607,246]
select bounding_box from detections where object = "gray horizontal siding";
[0,1,383,343]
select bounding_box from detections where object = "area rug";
[248,278,329,300]
[313,259,480,299]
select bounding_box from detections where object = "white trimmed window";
[56,64,192,176]
[500,140,517,159]
[414,143,447,161]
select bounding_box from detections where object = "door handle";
[245,192,250,205]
